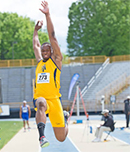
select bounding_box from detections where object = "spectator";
[124,96,130,128]
[19,100,31,131]
[92,109,115,142]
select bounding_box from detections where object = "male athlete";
[33,1,69,148]
[19,100,31,131]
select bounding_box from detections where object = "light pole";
[101,95,105,112]
[76,81,80,117]
[101,95,105,121]
[110,95,116,114]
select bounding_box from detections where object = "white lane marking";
[109,135,130,145]
[67,136,82,152]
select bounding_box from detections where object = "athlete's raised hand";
[35,20,43,31]
[39,1,49,15]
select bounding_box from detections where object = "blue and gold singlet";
[33,57,65,127]
[35,57,61,99]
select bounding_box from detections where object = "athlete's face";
[41,44,51,60]
[23,103,26,106]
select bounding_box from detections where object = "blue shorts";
[22,113,29,121]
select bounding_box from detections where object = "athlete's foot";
[28,127,31,131]
[24,128,26,132]
[40,136,49,148]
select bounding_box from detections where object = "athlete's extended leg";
[53,126,68,142]
[48,98,69,142]
[23,120,26,131]
[27,120,30,129]
[53,111,69,142]
[36,97,49,148]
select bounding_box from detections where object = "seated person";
[92,109,115,142]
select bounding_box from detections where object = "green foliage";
[67,0,130,56]
[62,52,68,58]
[0,121,23,149]
[0,12,49,60]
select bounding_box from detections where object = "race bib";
[37,73,50,83]
[22,107,27,113]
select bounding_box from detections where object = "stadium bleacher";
[0,63,101,102]
[0,61,130,114]
[82,61,130,112]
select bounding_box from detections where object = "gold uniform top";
[35,57,61,99]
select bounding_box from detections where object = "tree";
[0,12,49,60]
[67,0,130,56]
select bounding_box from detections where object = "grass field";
[0,121,23,150]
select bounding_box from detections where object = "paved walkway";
[0,115,130,152]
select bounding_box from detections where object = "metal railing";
[96,74,130,104]
[0,55,129,68]
[109,55,130,62]
[81,58,110,97]
[0,100,71,111]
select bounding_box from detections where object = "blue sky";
[0,0,77,54]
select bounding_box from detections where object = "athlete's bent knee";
[54,127,67,142]
[55,133,66,142]
[36,97,47,111]
[56,136,66,142]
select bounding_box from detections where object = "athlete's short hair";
[41,42,51,48]
[41,42,53,53]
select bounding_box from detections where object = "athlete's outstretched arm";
[39,1,63,66]
[33,21,43,62]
